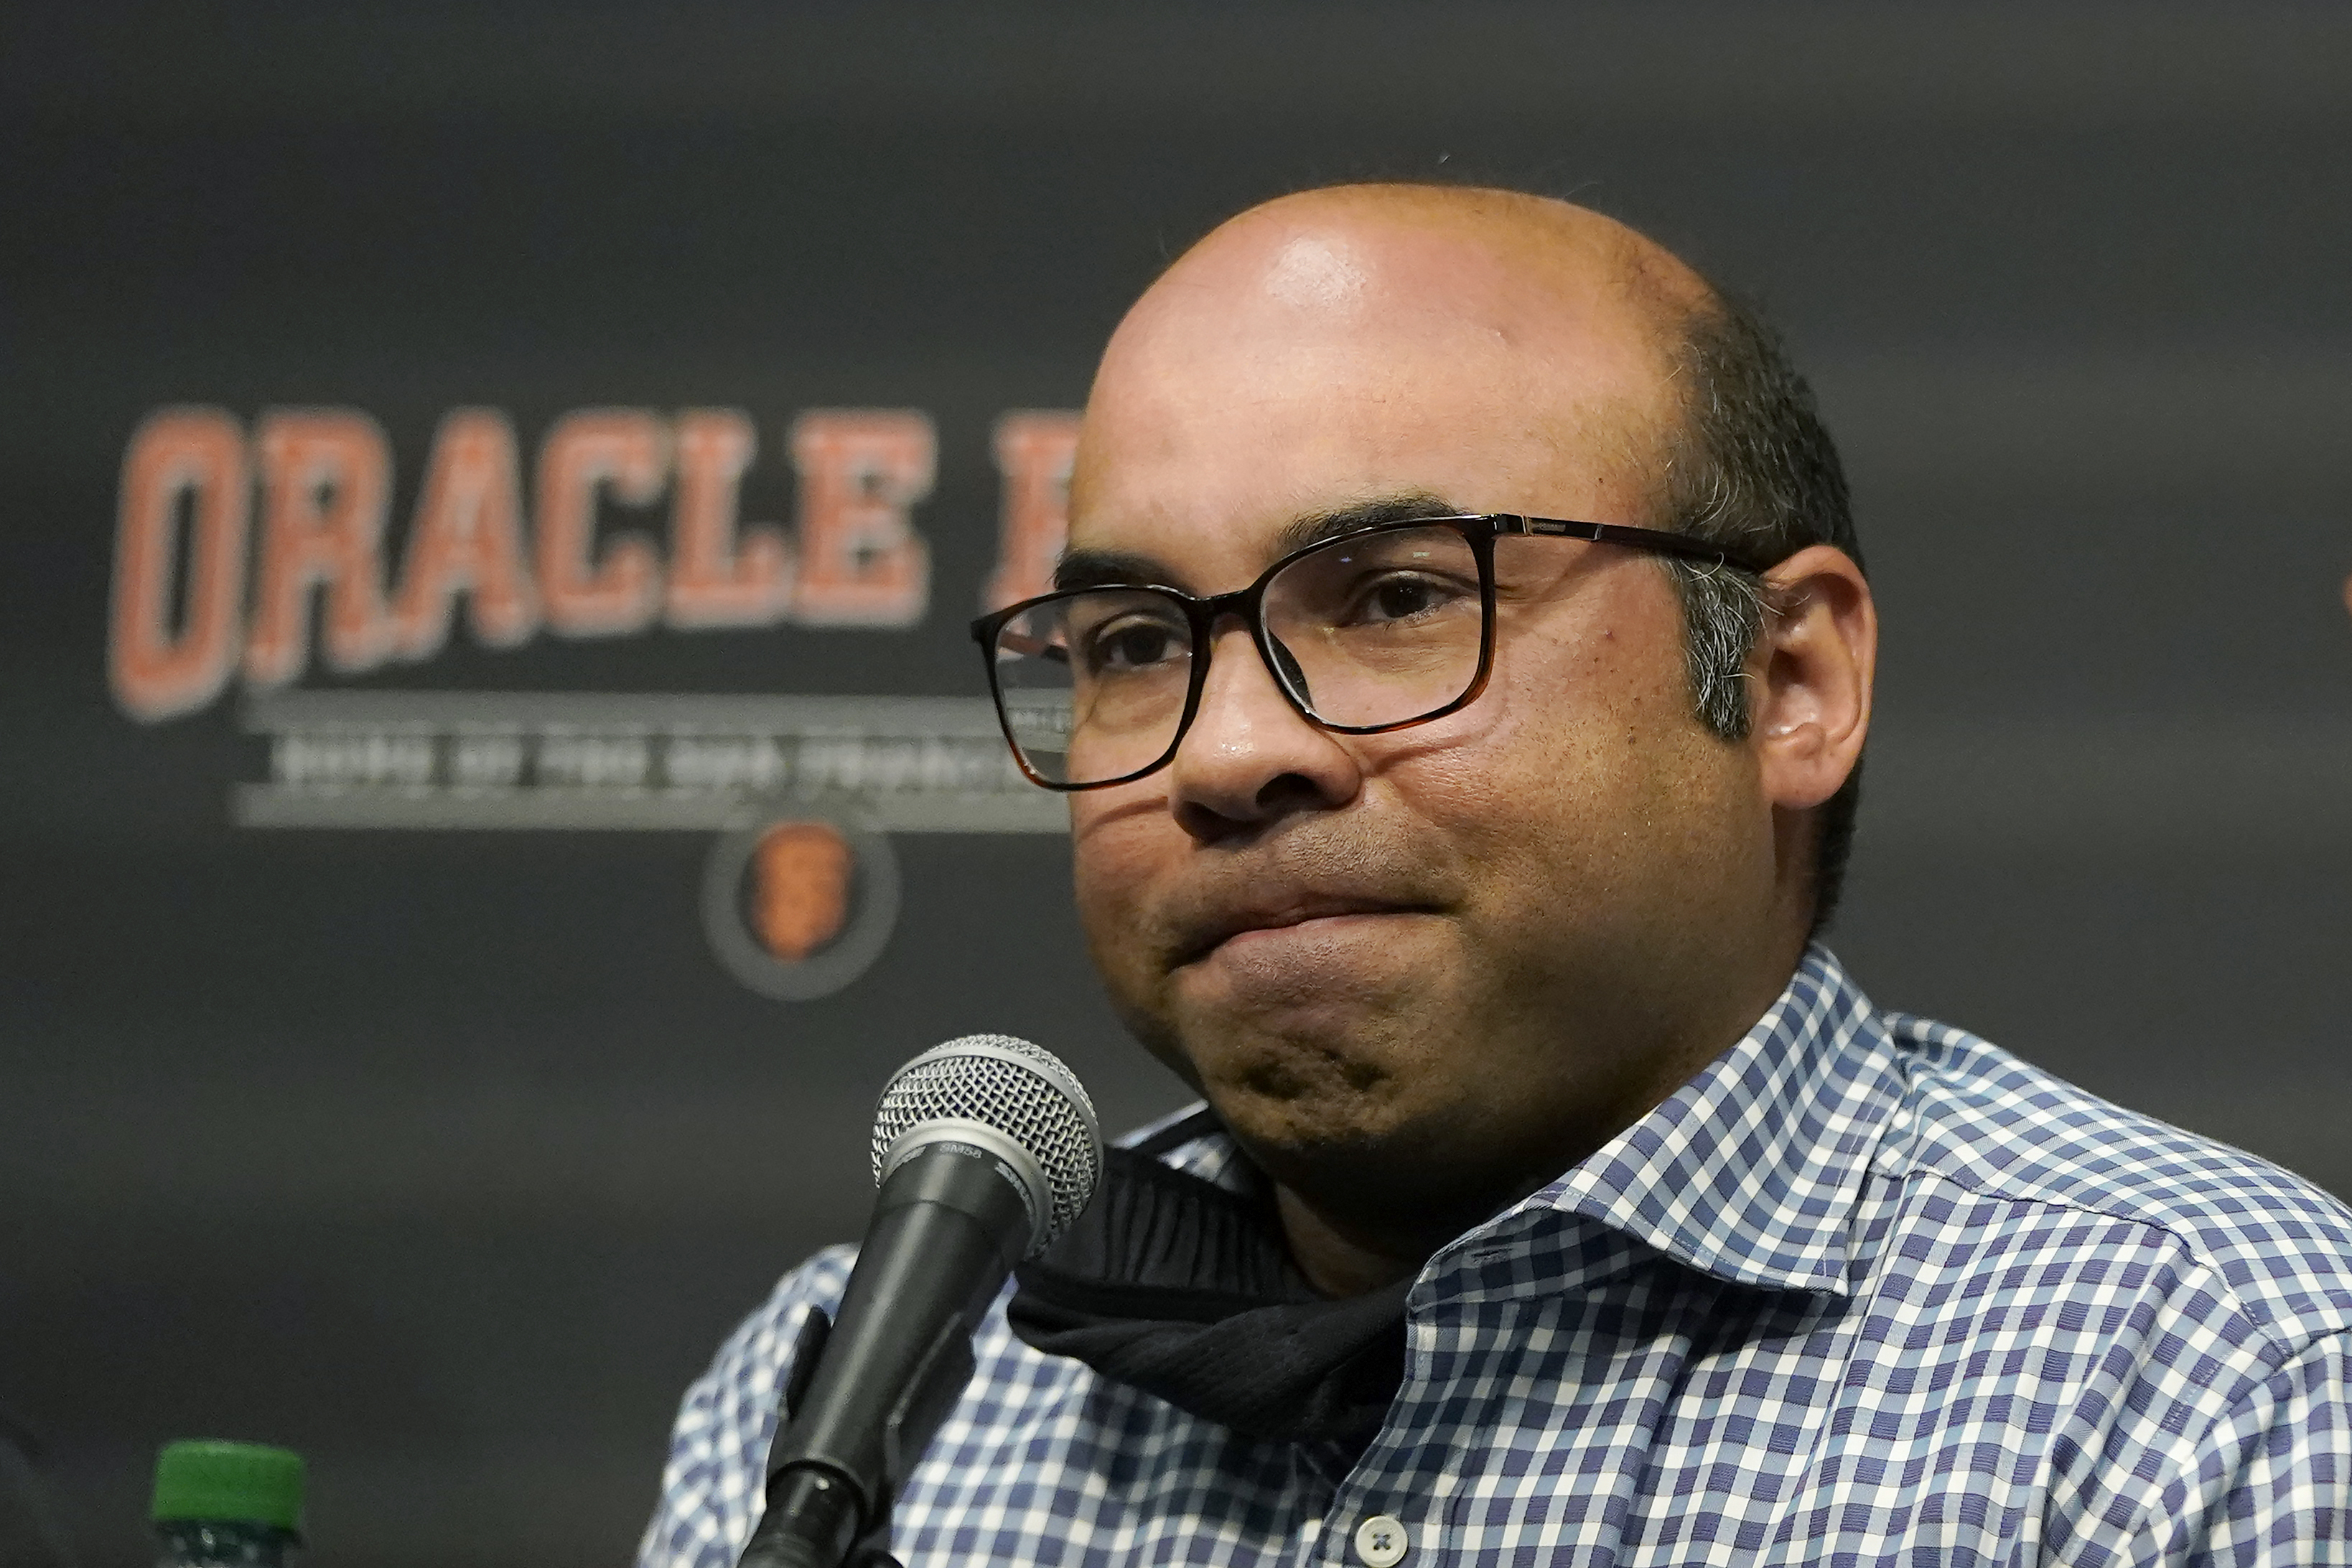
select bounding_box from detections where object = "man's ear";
[1750,544,1875,811]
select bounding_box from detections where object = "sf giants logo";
[704,815,902,1000]
[751,821,854,963]
[109,406,1079,722]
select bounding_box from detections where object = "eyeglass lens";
[991,523,1488,786]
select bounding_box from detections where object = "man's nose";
[1164,620,1360,840]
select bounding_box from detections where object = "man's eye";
[1082,619,1185,673]
[1349,571,1467,625]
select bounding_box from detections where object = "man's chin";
[1213,1091,1402,1180]
[1209,1084,1491,1234]
[1179,1024,1425,1161]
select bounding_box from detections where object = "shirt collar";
[1480,946,1905,1299]
[1147,947,1908,1300]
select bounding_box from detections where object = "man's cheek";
[1072,841,1159,997]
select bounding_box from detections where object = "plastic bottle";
[151,1441,304,1567]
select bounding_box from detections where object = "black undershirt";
[1006,1110,1411,1452]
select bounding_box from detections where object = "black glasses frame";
[969,513,1778,792]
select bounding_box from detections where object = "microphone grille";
[870,1035,1102,1249]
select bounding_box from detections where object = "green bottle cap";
[151,1440,305,1531]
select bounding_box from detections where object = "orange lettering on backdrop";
[536,409,668,637]
[984,410,1081,611]
[788,411,935,627]
[243,409,395,689]
[109,409,251,722]
[666,409,793,628]
[388,409,540,659]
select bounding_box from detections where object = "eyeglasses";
[970,513,1778,790]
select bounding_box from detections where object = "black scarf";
[1006,1110,1411,1446]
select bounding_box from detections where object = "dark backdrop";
[4,5,2348,1564]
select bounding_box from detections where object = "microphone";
[737,1035,1102,1568]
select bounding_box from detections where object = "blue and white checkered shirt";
[641,949,2352,1566]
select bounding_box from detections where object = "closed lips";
[1175,895,1437,966]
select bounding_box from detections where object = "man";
[643,185,2352,1565]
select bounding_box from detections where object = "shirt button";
[1353,1514,1410,1567]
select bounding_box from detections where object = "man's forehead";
[1068,372,1661,591]
[1066,185,1694,581]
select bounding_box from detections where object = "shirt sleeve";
[637,1246,858,1568]
[2124,1330,2352,1567]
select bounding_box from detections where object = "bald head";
[1077,184,1714,531]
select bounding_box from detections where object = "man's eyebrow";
[1266,492,1463,561]
[1053,492,1464,594]
[1053,549,1173,592]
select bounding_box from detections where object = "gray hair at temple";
[1656,290,1865,935]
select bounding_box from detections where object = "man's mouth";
[1173,894,1439,969]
